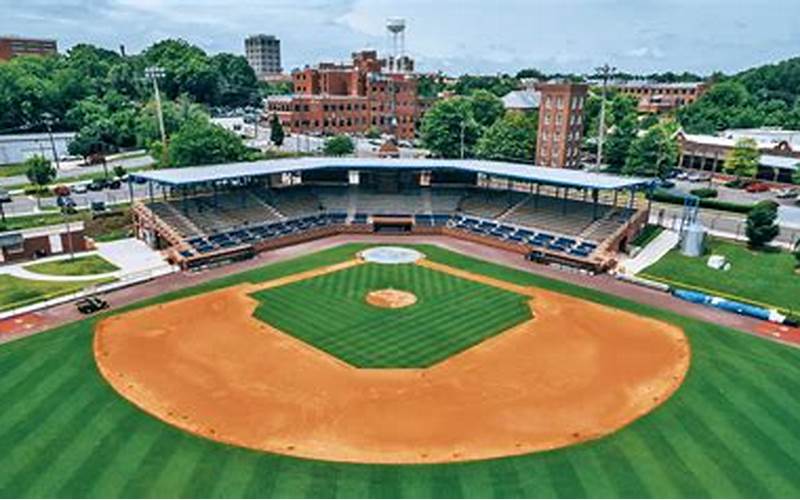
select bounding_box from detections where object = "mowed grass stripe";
[22,395,128,498]
[665,398,771,497]
[686,376,799,495]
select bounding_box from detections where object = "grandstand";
[130,158,654,271]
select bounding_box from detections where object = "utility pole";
[595,63,616,170]
[42,113,61,171]
[460,120,466,160]
[145,66,168,165]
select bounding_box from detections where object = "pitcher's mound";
[366,289,417,309]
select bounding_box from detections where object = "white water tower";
[386,18,406,72]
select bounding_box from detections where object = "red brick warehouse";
[267,50,434,140]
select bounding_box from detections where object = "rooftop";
[130,157,654,190]
[502,89,541,110]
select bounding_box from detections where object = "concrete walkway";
[0,238,175,283]
[619,230,680,275]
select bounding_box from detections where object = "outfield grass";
[1,244,800,497]
[252,263,530,368]
[641,238,800,314]
[0,274,113,312]
[23,255,119,277]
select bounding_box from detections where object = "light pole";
[42,112,61,171]
[595,63,616,170]
[460,120,466,160]
[145,66,168,165]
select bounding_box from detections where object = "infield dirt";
[94,258,690,464]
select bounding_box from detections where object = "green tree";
[365,126,381,139]
[209,53,260,107]
[113,165,127,179]
[270,114,285,147]
[724,137,760,180]
[323,135,355,156]
[623,124,678,179]
[604,115,638,172]
[420,97,480,158]
[793,164,800,185]
[167,116,250,167]
[745,200,780,248]
[475,112,537,162]
[469,90,505,129]
[25,155,56,208]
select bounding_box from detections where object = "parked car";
[745,182,771,193]
[52,185,71,197]
[71,182,89,194]
[676,171,689,180]
[775,187,800,199]
[76,296,109,315]
[87,178,107,191]
[107,179,122,190]
[658,179,676,189]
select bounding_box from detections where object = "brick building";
[535,82,588,168]
[0,36,57,61]
[0,222,87,264]
[677,128,800,183]
[614,81,707,114]
[266,50,432,140]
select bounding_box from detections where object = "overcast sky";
[2,0,799,76]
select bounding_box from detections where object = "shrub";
[690,188,718,199]
[745,200,780,248]
[649,189,753,213]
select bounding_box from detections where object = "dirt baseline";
[94,258,690,464]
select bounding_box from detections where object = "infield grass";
[251,263,530,368]
[1,243,799,498]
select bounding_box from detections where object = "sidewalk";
[619,230,680,275]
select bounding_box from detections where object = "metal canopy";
[130,158,655,191]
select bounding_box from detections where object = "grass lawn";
[0,163,28,178]
[631,224,663,248]
[640,238,800,314]
[23,255,119,277]
[0,206,131,243]
[252,263,530,368]
[1,243,800,497]
[0,275,113,312]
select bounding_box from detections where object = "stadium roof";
[130,158,654,190]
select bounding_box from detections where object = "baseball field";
[2,243,800,497]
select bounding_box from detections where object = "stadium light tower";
[145,66,168,163]
[595,63,616,170]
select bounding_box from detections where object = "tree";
[113,165,127,179]
[792,163,800,185]
[745,200,780,248]
[365,126,381,139]
[469,90,505,129]
[323,135,355,156]
[25,155,56,208]
[270,114,285,147]
[623,124,678,179]
[420,97,480,158]
[475,112,537,162]
[167,116,250,167]
[724,137,760,180]
[604,115,638,172]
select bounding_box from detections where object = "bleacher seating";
[144,184,640,268]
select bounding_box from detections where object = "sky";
[2,0,799,76]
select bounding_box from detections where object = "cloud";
[0,0,798,75]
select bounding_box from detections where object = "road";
[0,153,154,189]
